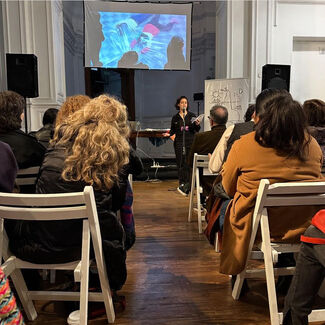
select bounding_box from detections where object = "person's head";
[0,90,25,132]
[303,99,325,127]
[55,95,91,127]
[255,88,291,120]
[175,96,189,111]
[244,104,255,122]
[54,94,130,191]
[42,108,59,126]
[254,91,309,161]
[209,105,228,126]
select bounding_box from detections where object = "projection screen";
[84,1,192,70]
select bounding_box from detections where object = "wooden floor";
[27,180,325,324]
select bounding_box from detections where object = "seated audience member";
[206,89,324,277]
[0,144,24,323]
[0,91,45,169]
[283,209,325,325]
[0,267,24,324]
[244,103,255,122]
[111,147,143,250]
[0,141,18,192]
[55,93,140,250]
[55,94,91,127]
[188,105,228,195]
[7,95,130,297]
[303,99,325,170]
[209,104,255,174]
[29,108,59,148]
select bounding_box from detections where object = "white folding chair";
[188,153,217,233]
[15,166,40,187]
[15,166,56,282]
[232,179,325,325]
[0,186,115,324]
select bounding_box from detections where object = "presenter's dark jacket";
[6,146,127,291]
[169,111,200,148]
[0,129,45,169]
[188,124,226,168]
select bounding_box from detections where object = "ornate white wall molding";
[1,0,66,131]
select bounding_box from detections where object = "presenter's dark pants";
[174,140,190,186]
[283,226,325,325]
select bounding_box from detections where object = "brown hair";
[303,99,325,127]
[255,94,310,161]
[55,95,91,127]
[53,94,130,191]
[0,91,25,132]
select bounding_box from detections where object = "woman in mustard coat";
[219,89,324,275]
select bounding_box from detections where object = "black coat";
[0,129,45,169]
[111,147,143,212]
[0,141,18,192]
[7,147,127,290]
[170,111,200,148]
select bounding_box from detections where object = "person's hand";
[194,118,201,125]
[170,134,176,141]
[162,132,170,137]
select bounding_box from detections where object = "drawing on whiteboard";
[204,78,249,130]
[209,86,244,121]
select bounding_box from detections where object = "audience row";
[0,90,143,312]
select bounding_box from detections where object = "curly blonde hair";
[55,95,91,127]
[53,94,130,191]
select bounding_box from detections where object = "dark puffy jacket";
[7,146,127,290]
[0,129,45,169]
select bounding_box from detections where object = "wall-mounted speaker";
[6,53,39,98]
[262,64,291,92]
[193,92,204,101]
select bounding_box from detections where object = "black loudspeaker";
[6,54,39,98]
[262,64,290,92]
[193,92,204,101]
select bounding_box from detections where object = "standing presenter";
[166,96,200,196]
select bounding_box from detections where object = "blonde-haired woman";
[9,95,130,295]
[55,94,91,127]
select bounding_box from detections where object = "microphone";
[182,107,186,114]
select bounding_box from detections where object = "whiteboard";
[204,78,249,131]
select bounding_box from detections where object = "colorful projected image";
[97,12,187,70]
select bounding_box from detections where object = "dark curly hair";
[255,92,310,161]
[303,99,325,127]
[0,91,25,132]
[174,95,189,110]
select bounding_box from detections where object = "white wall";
[251,0,325,102]
[291,39,325,103]
[1,0,66,131]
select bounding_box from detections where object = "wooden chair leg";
[79,220,91,325]
[188,164,196,223]
[261,215,280,325]
[10,269,37,321]
[232,272,246,300]
[215,232,221,252]
[196,171,202,233]
[50,270,56,284]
